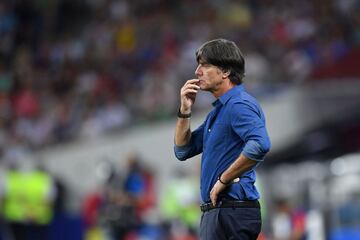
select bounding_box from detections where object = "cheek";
[209,72,222,82]
[206,71,216,79]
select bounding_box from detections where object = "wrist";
[180,106,191,115]
[178,107,191,118]
[218,174,230,185]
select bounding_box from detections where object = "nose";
[195,65,202,77]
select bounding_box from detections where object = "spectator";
[271,199,307,240]
[1,162,56,240]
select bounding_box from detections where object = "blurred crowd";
[0,153,201,240]
[0,0,360,159]
[83,155,200,240]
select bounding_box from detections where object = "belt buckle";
[201,203,208,212]
[203,203,212,212]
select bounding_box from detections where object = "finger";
[186,79,200,85]
[212,193,217,206]
[183,85,200,91]
[210,188,217,206]
[181,90,198,98]
[183,84,200,91]
[182,89,198,95]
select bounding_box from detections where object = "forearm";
[219,153,257,184]
[175,79,199,146]
[210,153,257,205]
[220,138,269,182]
[175,117,191,146]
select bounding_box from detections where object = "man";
[174,39,271,240]
[2,163,56,240]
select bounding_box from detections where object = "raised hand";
[180,79,200,113]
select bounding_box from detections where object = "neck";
[213,79,236,98]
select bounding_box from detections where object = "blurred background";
[0,0,360,239]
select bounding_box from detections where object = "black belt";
[200,200,260,212]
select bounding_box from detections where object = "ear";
[222,70,230,79]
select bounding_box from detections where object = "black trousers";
[200,207,261,240]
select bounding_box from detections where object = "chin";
[198,81,206,90]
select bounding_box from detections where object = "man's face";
[195,60,225,93]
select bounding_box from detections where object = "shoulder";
[228,91,261,113]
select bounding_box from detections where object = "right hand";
[180,79,200,113]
